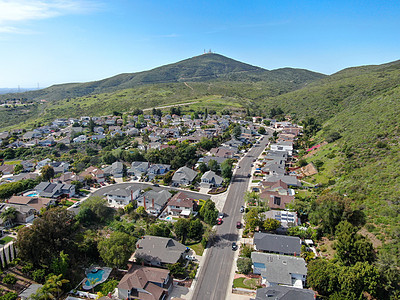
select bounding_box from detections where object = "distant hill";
[0,53,325,103]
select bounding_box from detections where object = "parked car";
[247,174,251,178]
[232,242,238,250]
[185,255,196,261]
[217,218,223,225]
[240,206,245,213]
[153,183,159,187]
[236,221,242,229]
[218,212,224,219]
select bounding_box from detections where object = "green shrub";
[2,274,17,285]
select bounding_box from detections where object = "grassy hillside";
[0,53,325,104]
[262,59,400,122]
[0,77,324,130]
[288,61,400,256]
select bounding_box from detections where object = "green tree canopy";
[174,218,190,243]
[236,257,252,274]
[41,165,55,181]
[98,231,137,268]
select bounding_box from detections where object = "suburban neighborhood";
[0,109,321,300]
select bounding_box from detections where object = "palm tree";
[1,207,17,227]
[39,274,70,299]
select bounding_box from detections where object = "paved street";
[191,132,271,300]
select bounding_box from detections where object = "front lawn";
[188,242,204,256]
[233,277,259,289]
[0,236,15,245]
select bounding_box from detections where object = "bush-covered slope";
[0,53,325,103]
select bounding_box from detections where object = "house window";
[273,197,281,206]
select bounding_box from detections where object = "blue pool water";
[165,216,173,221]
[26,192,38,197]
[85,269,105,286]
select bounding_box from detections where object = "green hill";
[274,59,400,257]
[0,53,325,103]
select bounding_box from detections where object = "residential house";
[262,175,301,188]
[36,158,51,170]
[197,156,228,165]
[0,164,15,175]
[253,286,315,300]
[137,190,171,216]
[128,162,150,177]
[270,141,293,156]
[262,210,300,231]
[210,147,234,158]
[254,232,301,256]
[117,264,173,300]
[73,135,87,143]
[251,252,307,288]
[57,172,84,185]
[148,164,170,176]
[201,170,223,188]
[104,186,140,208]
[102,161,124,178]
[0,203,35,226]
[166,191,196,217]
[259,180,295,210]
[34,182,76,198]
[7,195,55,212]
[172,166,198,186]
[132,235,187,266]
[80,166,105,183]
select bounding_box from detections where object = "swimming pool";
[165,216,173,221]
[85,269,105,286]
[26,192,38,197]
[82,267,112,290]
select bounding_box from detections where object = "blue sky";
[0,0,399,88]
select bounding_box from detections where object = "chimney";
[152,198,155,208]
[131,190,133,201]
[143,196,146,209]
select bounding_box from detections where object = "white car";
[185,255,196,261]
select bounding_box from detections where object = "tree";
[307,259,339,296]
[207,159,219,174]
[220,159,233,180]
[38,274,69,299]
[198,162,209,174]
[147,223,171,237]
[102,152,117,164]
[232,125,241,139]
[237,257,252,274]
[174,219,190,243]
[263,218,281,231]
[41,165,54,181]
[199,199,218,226]
[258,127,266,135]
[167,262,185,278]
[187,219,204,241]
[50,251,69,277]
[163,170,174,185]
[334,221,374,266]
[13,164,23,174]
[239,244,253,258]
[16,207,77,267]
[80,196,113,222]
[244,207,263,232]
[0,207,17,226]
[98,231,137,268]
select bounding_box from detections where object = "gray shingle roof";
[251,252,307,285]
[134,236,187,264]
[254,232,301,255]
[172,166,198,183]
[254,286,315,300]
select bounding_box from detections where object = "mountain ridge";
[0,53,325,102]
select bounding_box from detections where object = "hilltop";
[0,53,325,103]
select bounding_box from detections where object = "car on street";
[218,212,224,219]
[232,242,238,251]
[247,173,251,178]
[153,183,159,187]
[217,218,223,225]
[240,206,245,213]
[236,221,242,229]
[185,255,196,261]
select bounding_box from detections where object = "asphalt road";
[191,132,271,300]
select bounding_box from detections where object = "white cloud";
[0,0,100,33]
